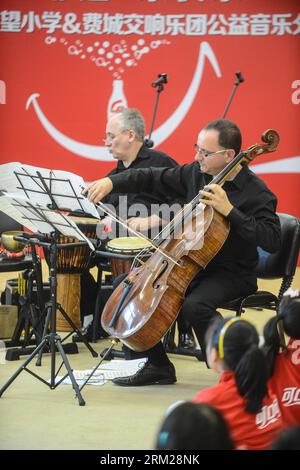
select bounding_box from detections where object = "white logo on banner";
[291,80,300,105]
[251,156,300,174]
[26,42,221,161]
[0,80,6,104]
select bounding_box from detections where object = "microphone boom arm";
[222,71,245,119]
[145,73,168,148]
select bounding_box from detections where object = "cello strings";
[151,192,204,246]
[133,196,206,268]
[95,200,181,267]
[150,149,248,245]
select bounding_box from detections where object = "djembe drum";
[105,237,154,279]
[44,216,99,332]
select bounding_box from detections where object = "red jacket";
[269,338,300,428]
[193,370,283,450]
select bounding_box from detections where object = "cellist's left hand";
[200,184,233,217]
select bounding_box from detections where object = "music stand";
[0,164,99,355]
[0,162,99,219]
[0,194,98,405]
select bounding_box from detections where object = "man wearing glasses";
[80,107,179,342]
[100,107,178,234]
[87,118,281,385]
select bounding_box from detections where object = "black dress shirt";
[109,162,281,280]
[102,144,178,216]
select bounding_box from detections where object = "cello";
[100,129,279,352]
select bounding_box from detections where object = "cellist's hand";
[199,184,233,217]
[85,177,113,204]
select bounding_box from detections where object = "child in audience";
[193,317,283,449]
[263,288,300,428]
[155,401,234,450]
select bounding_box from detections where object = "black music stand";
[35,236,98,366]
[0,194,98,405]
[0,162,99,219]
[0,166,99,354]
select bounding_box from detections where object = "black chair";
[222,212,300,318]
[165,212,300,359]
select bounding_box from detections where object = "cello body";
[101,206,229,351]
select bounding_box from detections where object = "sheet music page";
[0,162,57,207]
[0,162,99,218]
[2,192,59,234]
[0,195,38,232]
[0,162,23,194]
[2,193,96,250]
[52,169,99,217]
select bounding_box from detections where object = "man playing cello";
[87,118,281,386]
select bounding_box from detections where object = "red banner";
[0,0,299,221]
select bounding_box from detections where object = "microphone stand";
[144,73,168,148]
[222,71,245,119]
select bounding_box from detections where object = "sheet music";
[0,195,38,232]
[0,162,99,218]
[1,193,95,251]
[0,162,23,194]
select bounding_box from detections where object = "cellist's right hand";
[85,177,113,204]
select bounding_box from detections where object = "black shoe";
[179,332,196,349]
[112,362,177,386]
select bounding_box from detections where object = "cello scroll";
[242,129,280,164]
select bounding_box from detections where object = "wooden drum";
[105,237,153,279]
[44,216,99,332]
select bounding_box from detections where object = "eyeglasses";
[194,144,227,158]
[103,130,128,144]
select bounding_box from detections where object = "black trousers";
[80,271,98,322]
[121,267,257,366]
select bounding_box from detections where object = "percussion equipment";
[105,237,153,278]
[44,216,99,332]
[1,231,25,253]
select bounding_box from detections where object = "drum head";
[106,237,152,254]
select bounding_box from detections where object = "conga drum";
[44,216,99,332]
[105,237,153,279]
